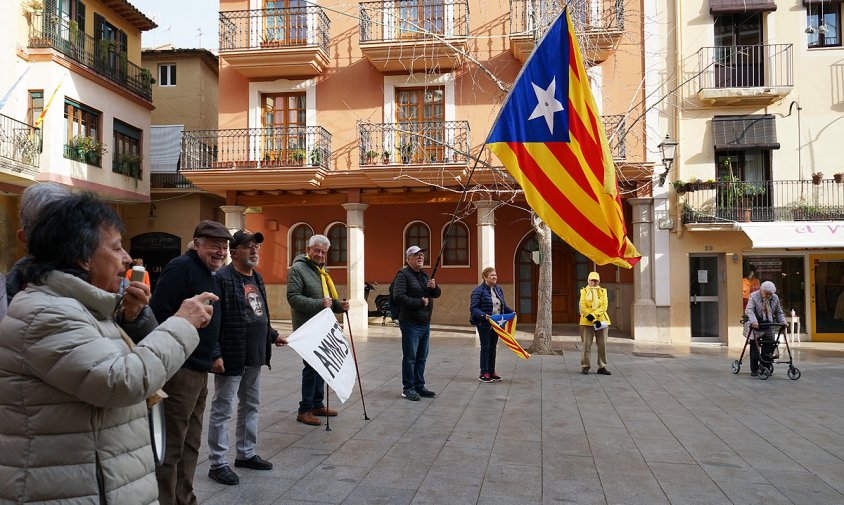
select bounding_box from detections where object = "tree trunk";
[528,214,555,355]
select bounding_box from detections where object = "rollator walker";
[731,319,801,380]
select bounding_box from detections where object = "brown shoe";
[311,407,338,417]
[296,411,321,426]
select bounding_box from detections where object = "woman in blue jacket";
[470,267,513,383]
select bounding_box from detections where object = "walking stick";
[344,307,370,420]
[324,382,331,432]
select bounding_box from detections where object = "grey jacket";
[287,254,343,330]
[0,271,199,504]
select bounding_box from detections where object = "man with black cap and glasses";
[393,245,441,401]
[151,220,233,505]
[207,229,287,485]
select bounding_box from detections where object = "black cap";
[231,229,265,249]
[193,220,234,241]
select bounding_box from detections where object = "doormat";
[631,352,674,358]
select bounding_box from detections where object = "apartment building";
[653,1,844,344]
[184,0,651,335]
[0,0,156,271]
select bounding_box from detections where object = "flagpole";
[343,305,370,420]
[431,153,483,279]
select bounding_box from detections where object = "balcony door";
[716,150,771,221]
[262,93,306,165]
[396,0,444,38]
[714,13,764,87]
[264,0,307,45]
[396,87,444,163]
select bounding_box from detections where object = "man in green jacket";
[287,234,349,426]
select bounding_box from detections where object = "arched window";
[326,223,347,267]
[404,221,430,267]
[289,223,313,265]
[441,222,469,266]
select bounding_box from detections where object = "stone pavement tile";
[445,425,498,450]
[359,456,431,490]
[648,462,731,505]
[758,469,844,505]
[541,428,592,457]
[341,485,416,505]
[411,470,483,505]
[198,473,297,505]
[383,433,448,463]
[700,462,792,505]
[588,429,669,505]
[479,462,542,502]
[632,436,696,465]
[262,446,332,480]
[769,409,844,460]
[351,419,412,443]
[541,454,606,505]
[290,424,359,453]
[490,438,541,466]
[281,463,369,504]
[430,445,491,477]
[323,438,394,468]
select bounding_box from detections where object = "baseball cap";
[193,220,234,241]
[406,245,426,256]
[231,229,265,249]
[588,272,600,282]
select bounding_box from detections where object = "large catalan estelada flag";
[486,8,641,268]
[488,313,530,360]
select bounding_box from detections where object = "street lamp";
[657,134,678,187]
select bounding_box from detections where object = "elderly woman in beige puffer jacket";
[0,192,217,505]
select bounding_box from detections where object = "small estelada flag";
[488,313,530,360]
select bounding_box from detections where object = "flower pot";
[812,175,823,185]
[835,174,843,183]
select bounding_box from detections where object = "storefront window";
[744,256,804,320]
[813,256,844,336]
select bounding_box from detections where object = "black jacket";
[150,249,222,372]
[216,264,278,376]
[393,266,441,325]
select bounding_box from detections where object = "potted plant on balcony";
[259,33,280,48]
[309,147,322,166]
[22,0,43,23]
[671,179,688,194]
[399,142,414,164]
[365,149,378,165]
[834,172,844,183]
[140,68,156,86]
[291,149,306,165]
[115,151,141,178]
[812,171,824,185]
[382,150,392,164]
[68,135,106,164]
[720,175,763,222]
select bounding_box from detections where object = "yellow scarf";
[316,263,338,300]
[585,287,601,311]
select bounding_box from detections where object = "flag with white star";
[486,8,640,268]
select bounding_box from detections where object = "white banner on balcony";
[737,222,844,249]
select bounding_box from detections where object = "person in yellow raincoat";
[579,272,611,375]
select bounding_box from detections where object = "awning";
[150,125,183,173]
[710,0,777,14]
[712,115,779,151]
[737,222,844,248]
[803,0,843,5]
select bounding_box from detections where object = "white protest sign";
[286,308,357,403]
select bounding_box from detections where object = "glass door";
[810,254,844,342]
[690,255,720,340]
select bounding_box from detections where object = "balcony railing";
[680,179,844,224]
[63,144,101,166]
[602,114,626,160]
[28,12,152,100]
[181,127,332,170]
[219,6,330,54]
[0,113,41,174]
[698,44,793,91]
[150,172,197,189]
[509,0,624,38]
[358,121,470,165]
[359,0,469,42]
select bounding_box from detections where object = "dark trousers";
[156,368,208,505]
[400,321,430,391]
[299,360,326,413]
[750,329,777,373]
[477,324,498,375]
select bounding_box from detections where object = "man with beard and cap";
[151,220,232,505]
[207,229,287,485]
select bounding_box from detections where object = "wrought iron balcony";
[150,172,197,189]
[508,0,624,64]
[358,121,470,166]
[602,114,626,160]
[359,0,469,72]
[0,113,40,176]
[28,12,152,101]
[218,6,330,77]
[679,179,844,224]
[181,127,332,171]
[696,44,793,105]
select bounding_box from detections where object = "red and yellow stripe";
[488,315,530,360]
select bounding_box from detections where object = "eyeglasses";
[240,243,262,251]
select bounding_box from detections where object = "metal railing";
[680,179,844,224]
[697,44,793,91]
[509,0,624,38]
[602,114,626,160]
[150,172,197,189]
[63,144,101,166]
[360,0,469,43]
[28,12,153,100]
[358,121,470,165]
[112,158,141,179]
[181,127,332,170]
[0,113,41,174]
[219,6,330,55]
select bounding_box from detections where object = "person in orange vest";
[125,258,151,288]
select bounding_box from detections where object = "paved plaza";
[192,323,844,505]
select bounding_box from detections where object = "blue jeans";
[208,366,262,469]
[477,324,498,375]
[299,360,325,413]
[400,321,430,391]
